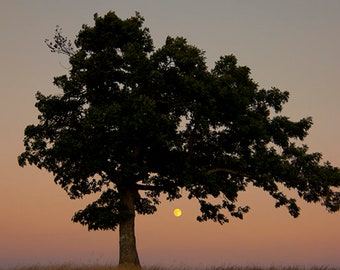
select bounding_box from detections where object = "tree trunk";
[119,188,141,268]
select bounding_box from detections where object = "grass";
[5,265,340,270]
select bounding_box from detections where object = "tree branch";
[206,168,252,178]
[136,184,163,191]
[45,25,76,56]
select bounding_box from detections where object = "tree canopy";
[18,11,340,267]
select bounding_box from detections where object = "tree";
[18,11,340,268]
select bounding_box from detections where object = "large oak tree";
[18,11,340,268]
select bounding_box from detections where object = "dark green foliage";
[19,11,340,232]
[72,189,122,230]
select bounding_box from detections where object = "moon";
[173,208,182,217]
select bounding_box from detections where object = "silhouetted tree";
[18,11,340,268]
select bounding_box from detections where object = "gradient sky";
[1,1,340,268]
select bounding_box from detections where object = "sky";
[1,0,340,268]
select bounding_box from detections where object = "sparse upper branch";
[45,25,76,56]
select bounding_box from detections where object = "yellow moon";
[173,208,182,217]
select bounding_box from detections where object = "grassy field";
[5,265,339,270]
